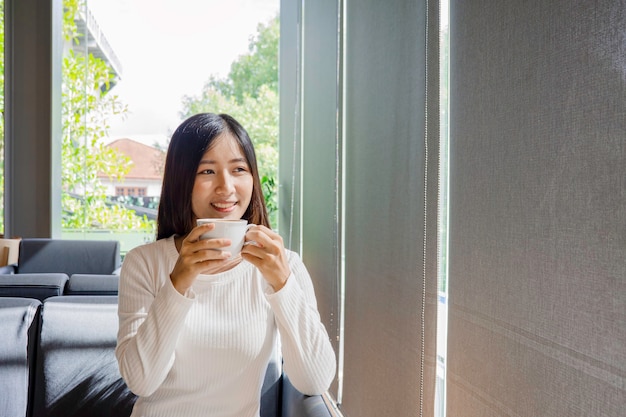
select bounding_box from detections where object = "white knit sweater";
[115,236,336,417]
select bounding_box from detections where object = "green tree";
[62,0,154,232]
[181,15,280,227]
[210,15,279,105]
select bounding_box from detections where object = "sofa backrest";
[17,239,121,276]
[31,295,136,417]
[0,297,41,417]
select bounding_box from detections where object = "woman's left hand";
[241,225,290,291]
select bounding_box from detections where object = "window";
[0,1,5,236]
[435,0,450,416]
[59,0,279,255]
[116,187,147,197]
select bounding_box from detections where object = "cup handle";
[243,224,258,247]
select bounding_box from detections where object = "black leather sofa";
[0,238,122,301]
[0,295,332,417]
[0,238,332,416]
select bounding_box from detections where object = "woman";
[115,113,336,417]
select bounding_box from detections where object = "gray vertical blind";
[279,0,344,400]
[280,0,440,415]
[342,0,439,415]
[301,0,343,397]
[447,1,626,416]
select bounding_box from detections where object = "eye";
[233,166,249,173]
[198,169,215,175]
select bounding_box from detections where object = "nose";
[215,172,235,194]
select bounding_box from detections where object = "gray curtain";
[447,1,626,416]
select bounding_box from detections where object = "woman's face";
[191,132,253,221]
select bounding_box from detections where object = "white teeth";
[213,202,235,209]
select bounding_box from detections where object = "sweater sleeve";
[115,246,195,397]
[265,252,337,395]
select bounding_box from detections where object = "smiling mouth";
[212,202,237,212]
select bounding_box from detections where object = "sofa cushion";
[66,274,120,296]
[0,273,68,301]
[17,239,121,276]
[0,297,41,417]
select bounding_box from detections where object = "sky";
[88,0,280,147]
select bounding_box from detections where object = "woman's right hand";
[169,223,234,295]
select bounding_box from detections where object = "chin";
[215,212,244,220]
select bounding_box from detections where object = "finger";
[244,234,265,250]
[178,249,229,269]
[196,237,232,252]
[187,222,216,242]
[241,243,264,258]
[241,248,290,289]
[241,238,283,260]
[245,226,283,250]
[182,237,232,257]
[249,224,280,240]
[197,248,232,262]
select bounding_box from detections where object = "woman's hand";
[169,223,235,295]
[241,225,291,291]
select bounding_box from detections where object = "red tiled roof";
[103,138,165,180]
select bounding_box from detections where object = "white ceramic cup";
[196,218,253,256]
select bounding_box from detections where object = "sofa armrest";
[0,297,41,417]
[0,263,17,274]
[282,375,332,417]
[0,273,69,301]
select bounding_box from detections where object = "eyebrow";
[198,157,248,165]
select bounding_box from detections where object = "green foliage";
[213,16,279,104]
[181,15,280,227]
[261,175,277,218]
[61,0,154,233]
[63,0,81,41]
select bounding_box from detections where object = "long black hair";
[156,113,269,240]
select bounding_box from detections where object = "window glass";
[436,0,450,416]
[0,1,5,235]
[61,0,279,256]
